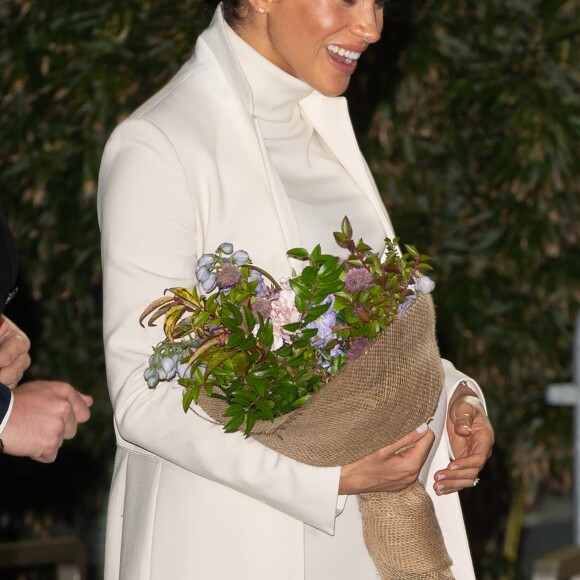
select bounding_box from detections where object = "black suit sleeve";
[0,383,12,426]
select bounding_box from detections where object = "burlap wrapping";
[198,294,454,579]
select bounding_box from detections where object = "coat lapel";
[198,7,396,253]
[301,93,396,240]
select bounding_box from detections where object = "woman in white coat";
[97,0,494,578]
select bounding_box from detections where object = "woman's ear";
[246,0,272,15]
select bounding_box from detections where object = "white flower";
[269,279,301,351]
[415,275,435,294]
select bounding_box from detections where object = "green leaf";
[333,232,348,248]
[238,334,257,350]
[182,384,201,411]
[255,400,275,421]
[310,244,322,262]
[341,215,353,238]
[295,295,308,313]
[356,241,372,253]
[291,394,313,409]
[256,318,274,348]
[222,403,245,418]
[290,278,310,300]
[300,265,319,286]
[286,353,306,367]
[226,329,246,348]
[191,310,211,327]
[223,301,243,325]
[312,279,343,297]
[220,316,241,332]
[345,259,363,268]
[302,302,331,324]
[318,258,342,279]
[242,304,256,331]
[287,247,310,260]
[244,411,257,435]
[224,413,246,433]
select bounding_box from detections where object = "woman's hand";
[433,384,494,496]
[0,316,31,388]
[339,424,435,495]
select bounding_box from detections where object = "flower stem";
[246,265,282,290]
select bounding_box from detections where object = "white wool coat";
[98,8,480,580]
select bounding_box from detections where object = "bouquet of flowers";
[141,217,454,579]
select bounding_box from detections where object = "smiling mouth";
[327,44,362,65]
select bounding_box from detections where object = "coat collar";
[193,7,254,114]
[193,6,396,244]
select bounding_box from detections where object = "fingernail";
[436,483,445,494]
[450,465,459,471]
[416,423,428,433]
[436,474,446,481]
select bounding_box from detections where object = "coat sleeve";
[97,118,341,535]
[442,359,486,410]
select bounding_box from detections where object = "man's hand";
[1,380,93,463]
[0,316,31,388]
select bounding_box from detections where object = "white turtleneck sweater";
[225,25,386,258]
[225,25,385,579]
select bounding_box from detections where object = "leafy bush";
[367,0,580,572]
[0,0,211,450]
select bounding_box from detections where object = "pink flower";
[269,279,301,351]
[252,297,272,320]
[344,267,373,293]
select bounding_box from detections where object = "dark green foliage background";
[1,0,579,576]
[364,0,580,574]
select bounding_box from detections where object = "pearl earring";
[258,6,265,13]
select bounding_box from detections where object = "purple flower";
[217,242,234,255]
[231,250,250,265]
[196,266,211,283]
[344,267,373,293]
[397,294,417,317]
[319,343,345,369]
[197,253,216,268]
[347,337,372,361]
[249,269,267,296]
[201,273,218,293]
[307,296,337,348]
[217,263,241,288]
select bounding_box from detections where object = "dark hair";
[205,0,247,27]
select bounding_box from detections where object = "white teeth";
[327,44,361,61]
